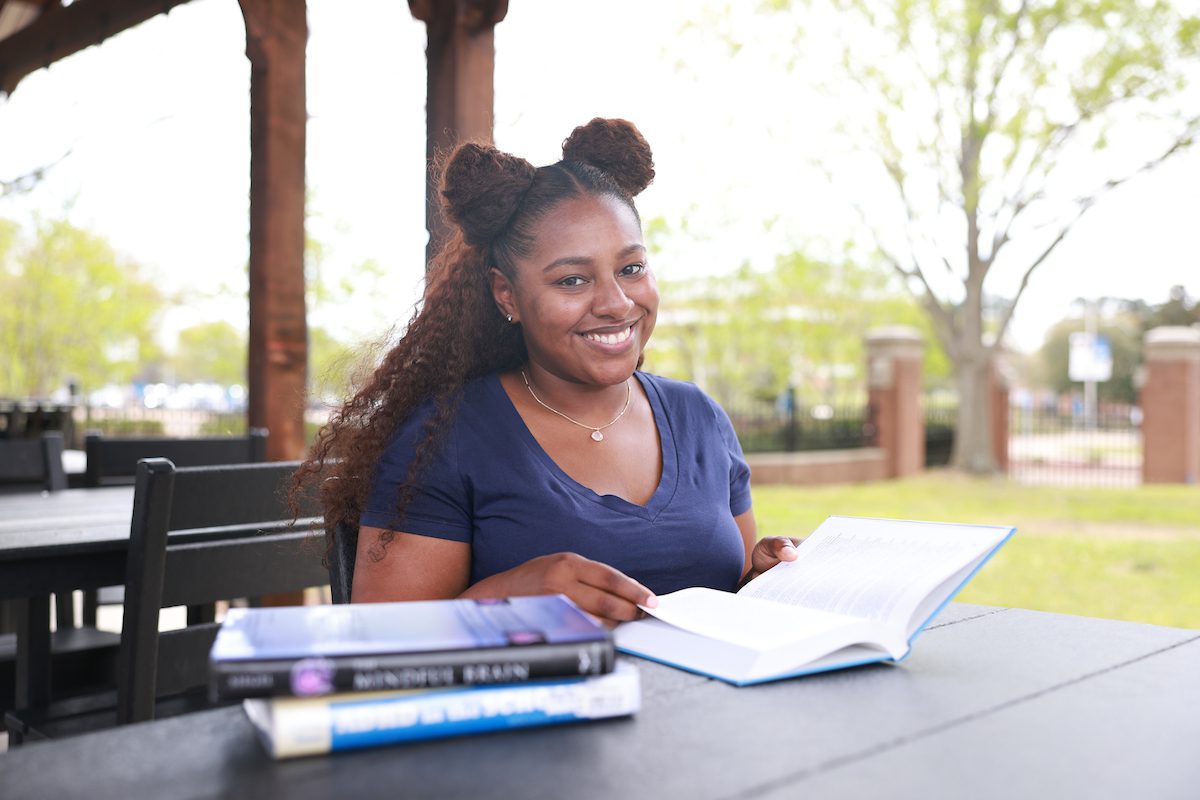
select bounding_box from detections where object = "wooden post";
[239,0,308,462]
[409,0,509,263]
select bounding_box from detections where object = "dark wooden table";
[1,603,1196,799]
[0,486,136,709]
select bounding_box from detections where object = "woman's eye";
[556,276,586,287]
[621,263,646,276]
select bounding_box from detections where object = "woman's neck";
[518,363,633,420]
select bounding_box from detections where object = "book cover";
[615,516,1015,685]
[243,662,641,759]
[210,595,614,700]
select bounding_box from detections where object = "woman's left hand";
[739,536,800,588]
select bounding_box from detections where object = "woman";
[299,118,796,625]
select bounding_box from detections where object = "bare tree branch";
[980,0,1029,135]
[0,149,72,197]
[991,119,1200,348]
[839,187,959,353]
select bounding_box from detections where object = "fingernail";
[781,540,796,548]
[644,594,658,608]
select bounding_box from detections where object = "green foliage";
[1141,285,1199,329]
[647,245,948,407]
[1038,313,1141,403]
[0,216,166,396]
[309,326,366,404]
[752,472,1200,628]
[172,321,247,386]
[80,417,165,437]
[198,413,248,436]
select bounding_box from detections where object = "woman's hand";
[738,536,800,589]
[462,552,657,628]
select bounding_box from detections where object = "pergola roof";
[0,0,192,96]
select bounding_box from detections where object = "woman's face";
[492,193,658,388]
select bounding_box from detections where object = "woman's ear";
[490,268,518,323]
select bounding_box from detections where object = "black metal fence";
[726,398,874,454]
[924,403,956,467]
[1008,398,1141,487]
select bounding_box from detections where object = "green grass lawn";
[751,470,1200,630]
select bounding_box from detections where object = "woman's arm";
[351,525,657,626]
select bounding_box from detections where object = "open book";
[614,516,1014,685]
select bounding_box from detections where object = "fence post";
[990,357,1011,473]
[784,385,798,452]
[1141,327,1200,484]
[866,326,925,478]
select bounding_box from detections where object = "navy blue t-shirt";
[360,372,752,595]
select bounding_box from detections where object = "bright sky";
[1,0,1196,355]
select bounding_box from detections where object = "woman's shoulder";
[638,372,725,415]
[382,374,501,447]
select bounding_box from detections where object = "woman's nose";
[593,276,635,318]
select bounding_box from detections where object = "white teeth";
[585,325,634,345]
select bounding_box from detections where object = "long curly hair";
[294,118,655,564]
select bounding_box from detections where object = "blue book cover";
[615,516,1015,685]
[210,595,614,699]
[243,662,641,759]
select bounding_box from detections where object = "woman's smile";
[580,319,640,348]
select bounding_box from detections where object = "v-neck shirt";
[361,371,752,594]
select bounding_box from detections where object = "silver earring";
[505,314,514,323]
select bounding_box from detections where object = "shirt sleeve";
[359,406,473,542]
[707,394,753,517]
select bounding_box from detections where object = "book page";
[644,587,872,651]
[738,517,1010,631]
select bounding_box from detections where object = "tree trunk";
[951,354,997,473]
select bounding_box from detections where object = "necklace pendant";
[590,430,604,442]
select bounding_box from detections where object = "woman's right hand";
[462,552,657,627]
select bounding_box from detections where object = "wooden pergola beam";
[409,0,508,263]
[0,0,194,96]
[239,0,307,462]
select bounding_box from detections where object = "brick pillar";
[990,358,1011,473]
[866,326,925,478]
[1141,327,1200,484]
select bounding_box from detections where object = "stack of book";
[208,595,640,759]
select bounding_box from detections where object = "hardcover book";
[210,595,614,700]
[614,516,1015,685]
[243,662,641,759]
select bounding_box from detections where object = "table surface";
[0,486,135,566]
[1,603,1197,800]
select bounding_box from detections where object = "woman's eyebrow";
[541,244,645,273]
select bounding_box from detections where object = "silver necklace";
[519,369,632,442]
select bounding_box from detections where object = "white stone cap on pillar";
[1144,326,1200,362]
[865,326,925,360]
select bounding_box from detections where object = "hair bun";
[561,118,655,197]
[440,143,537,248]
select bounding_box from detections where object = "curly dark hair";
[295,118,655,565]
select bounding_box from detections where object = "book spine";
[212,639,615,701]
[249,664,641,759]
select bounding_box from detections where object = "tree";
[172,321,247,386]
[758,0,1200,472]
[0,216,166,396]
[1141,285,1199,329]
[648,242,949,408]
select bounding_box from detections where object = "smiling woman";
[296,119,800,624]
